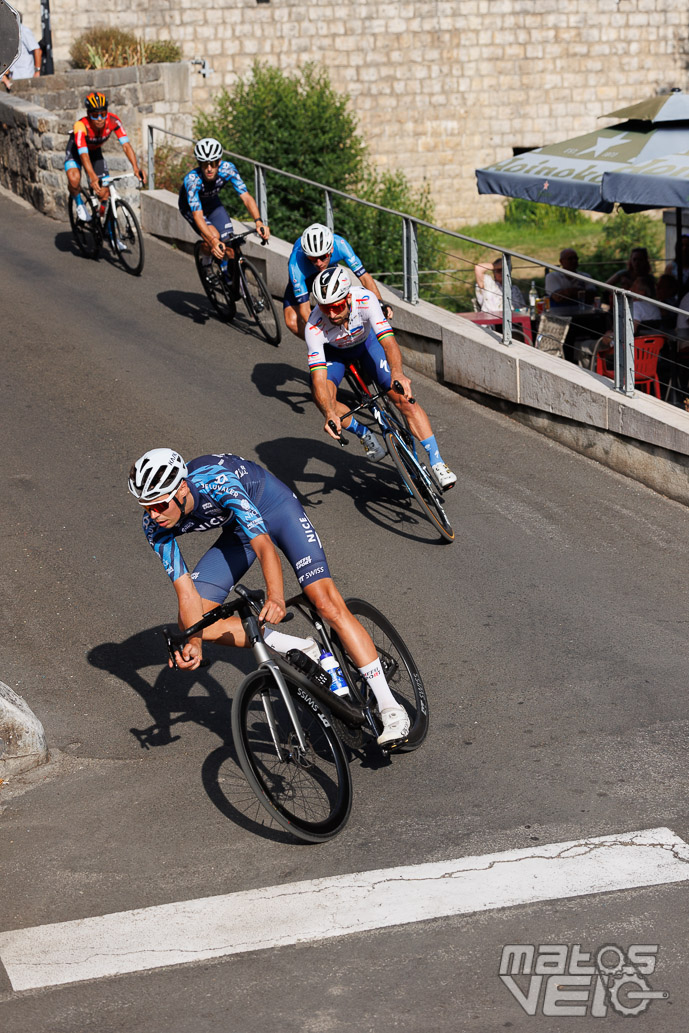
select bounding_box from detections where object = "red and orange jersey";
[73,113,129,155]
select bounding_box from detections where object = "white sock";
[358,657,397,710]
[264,629,317,655]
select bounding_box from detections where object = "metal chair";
[534,314,571,359]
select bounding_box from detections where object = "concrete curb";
[0,682,49,777]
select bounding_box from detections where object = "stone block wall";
[1,62,193,218]
[8,0,689,227]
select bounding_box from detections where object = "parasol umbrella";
[475,90,689,213]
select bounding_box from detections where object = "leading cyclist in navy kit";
[129,448,411,745]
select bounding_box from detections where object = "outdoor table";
[459,310,534,345]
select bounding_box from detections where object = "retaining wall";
[11,0,689,226]
[1,63,192,218]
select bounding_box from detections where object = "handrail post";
[501,253,513,346]
[613,292,635,396]
[254,164,268,225]
[403,218,419,305]
[147,124,155,191]
[324,190,334,232]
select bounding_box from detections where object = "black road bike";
[194,230,281,345]
[164,584,428,843]
[68,173,144,276]
[330,366,455,542]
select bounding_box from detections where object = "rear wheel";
[68,195,100,259]
[112,200,144,275]
[332,599,429,752]
[386,432,454,542]
[231,671,352,842]
[238,258,281,345]
[194,241,236,322]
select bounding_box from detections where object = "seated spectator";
[664,233,689,287]
[655,273,679,331]
[545,249,595,307]
[667,286,689,400]
[630,275,662,333]
[607,247,655,291]
[474,258,525,314]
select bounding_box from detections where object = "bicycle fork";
[252,639,309,756]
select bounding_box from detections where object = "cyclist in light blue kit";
[178,137,269,275]
[128,448,410,744]
[283,223,391,339]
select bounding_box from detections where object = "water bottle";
[528,280,538,320]
[285,649,331,690]
[318,650,350,697]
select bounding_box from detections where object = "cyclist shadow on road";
[54,228,131,272]
[87,628,298,844]
[156,289,215,325]
[256,433,448,545]
[252,361,313,416]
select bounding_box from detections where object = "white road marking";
[2,827,688,992]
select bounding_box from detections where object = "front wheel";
[333,598,429,753]
[238,258,281,345]
[231,671,352,842]
[194,241,236,322]
[112,199,144,275]
[68,195,101,259]
[386,433,454,542]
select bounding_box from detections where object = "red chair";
[595,335,665,399]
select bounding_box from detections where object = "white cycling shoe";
[360,428,386,462]
[76,202,90,222]
[377,705,410,745]
[432,461,457,490]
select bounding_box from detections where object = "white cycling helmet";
[313,266,351,306]
[301,223,334,258]
[194,137,223,163]
[128,448,188,504]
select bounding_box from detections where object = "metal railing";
[147,124,687,406]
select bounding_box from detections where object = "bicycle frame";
[163,585,369,756]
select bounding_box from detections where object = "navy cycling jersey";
[288,234,366,304]
[178,161,248,216]
[143,454,270,582]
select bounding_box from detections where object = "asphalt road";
[2,191,689,1031]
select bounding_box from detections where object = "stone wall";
[9,0,689,227]
[0,62,192,217]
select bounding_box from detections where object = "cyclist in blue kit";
[178,137,269,272]
[283,222,391,339]
[129,448,410,744]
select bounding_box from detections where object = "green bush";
[504,197,587,226]
[194,62,436,291]
[154,143,193,193]
[70,27,181,69]
[578,209,663,280]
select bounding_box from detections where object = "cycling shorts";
[181,204,235,241]
[191,480,330,603]
[324,331,392,392]
[283,280,308,308]
[64,140,107,175]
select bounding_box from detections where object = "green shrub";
[578,209,663,280]
[504,197,587,226]
[194,62,437,292]
[154,143,193,193]
[70,27,181,69]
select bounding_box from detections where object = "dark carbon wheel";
[231,671,352,842]
[386,433,454,542]
[68,195,101,259]
[112,200,144,275]
[194,241,236,322]
[238,258,281,345]
[332,598,429,752]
